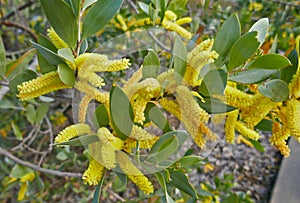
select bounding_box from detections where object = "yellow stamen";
[54,123,92,144]
[225,109,239,143]
[82,158,105,186]
[47,28,68,49]
[176,17,192,25]
[234,121,260,140]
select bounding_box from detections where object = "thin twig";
[0,81,9,86]
[107,188,126,202]
[0,20,37,41]
[0,146,82,178]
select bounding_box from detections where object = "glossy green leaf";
[249,18,269,46]
[110,86,133,140]
[173,35,187,85]
[11,165,32,179]
[223,194,238,203]
[143,49,160,79]
[196,97,236,114]
[258,79,289,102]
[31,41,65,65]
[36,35,57,73]
[199,69,227,96]
[92,173,105,203]
[5,49,36,79]
[280,49,298,83]
[229,69,277,84]
[177,155,204,170]
[26,104,36,125]
[58,48,75,62]
[0,98,18,110]
[227,31,260,71]
[9,69,37,93]
[82,0,123,39]
[94,104,109,127]
[248,139,265,153]
[71,0,80,17]
[11,122,23,141]
[0,36,6,77]
[145,103,172,132]
[79,39,88,55]
[58,64,75,85]
[155,172,176,203]
[40,0,78,48]
[36,104,49,124]
[83,0,97,10]
[54,134,99,146]
[255,119,273,131]
[138,2,149,14]
[169,171,198,198]
[248,54,291,70]
[213,14,241,68]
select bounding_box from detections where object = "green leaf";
[223,194,238,203]
[138,2,149,15]
[92,173,105,203]
[83,0,97,10]
[249,18,269,46]
[280,50,298,83]
[269,35,278,53]
[169,171,198,198]
[79,39,88,55]
[177,155,204,170]
[40,0,78,48]
[258,79,289,102]
[94,104,109,128]
[227,31,260,71]
[0,98,18,109]
[58,48,75,63]
[26,104,36,125]
[11,122,23,141]
[82,0,123,39]
[56,151,68,161]
[71,0,80,17]
[255,119,273,131]
[31,41,65,65]
[196,97,236,114]
[36,35,57,73]
[54,134,99,146]
[11,165,32,179]
[0,36,6,77]
[155,172,176,203]
[9,69,37,94]
[36,104,49,124]
[173,35,187,85]
[229,69,277,84]
[199,69,227,96]
[142,49,160,79]
[213,14,241,68]
[248,54,291,70]
[58,64,75,85]
[248,139,265,153]
[145,103,172,132]
[110,86,133,140]
[5,49,36,79]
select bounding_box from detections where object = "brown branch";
[2,0,35,20]
[0,146,82,178]
[0,20,37,41]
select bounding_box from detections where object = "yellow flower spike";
[82,158,105,186]
[122,136,159,152]
[287,98,300,138]
[156,69,177,93]
[47,28,68,49]
[17,182,28,201]
[78,94,94,123]
[159,98,182,119]
[130,125,156,142]
[241,94,278,128]
[225,109,239,144]
[104,58,131,72]
[20,172,35,183]
[276,140,290,157]
[224,86,253,109]
[116,14,128,31]
[187,39,214,62]
[124,78,160,99]
[97,127,123,150]
[165,10,177,21]
[176,17,192,25]
[89,141,117,170]
[184,64,202,86]
[176,85,209,122]
[132,97,149,124]
[134,17,152,26]
[289,68,300,98]
[234,121,260,140]
[116,151,154,195]
[54,123,92,144]
[237,135,254,148]
[75,53,108,70]
[123,66,143,89]
[162,19,193,39]
[17,71,72,101]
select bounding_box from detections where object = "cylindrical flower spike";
[176,17,192,25]
[225,109,239,143]
[165,10,177,21]
[54,123,92,144]
[47,28,68,49]
[287,98,300,139]
[234,121,260,140]
[162,19,193,39]
[116,151,154,195]
[17,71,72,101]
[78,94,93,123]
[224,86,253,109]
[82,158,105,186]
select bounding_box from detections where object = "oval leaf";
[249,18,269,46]
[169,171,198,199]
[227,31,260,71]
[58,64,75,85]
[258,79,289,102]
[142,49,160,79]
[280,49,298,83]
[196,97,236,114]
[10,69,37,94]
[199,69,227,96]
[94,104,109,128]
[110,86,133,140]
[58,48,75,62]
[40,0,78,48]
[229,69,277,84]
[173,35,187,85]
[82,0,123,39]
[248,53,291,70]
[145,103,172,132]
[213,14,241,68]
